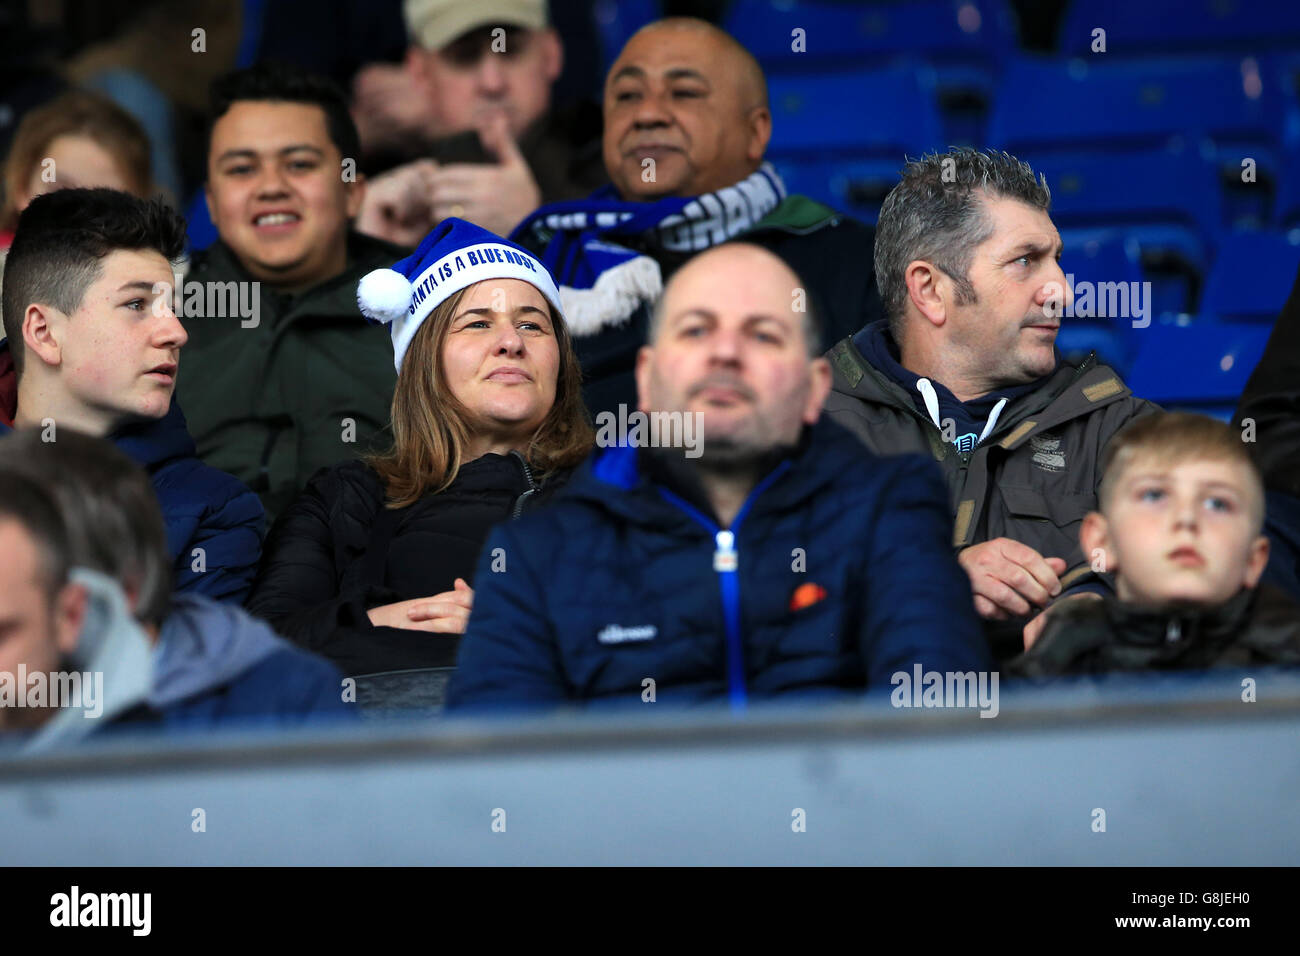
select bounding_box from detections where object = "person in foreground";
[246,218,592,680]
[0,430,354,753]
[445,242,989,713]
[1009,413,1300,677]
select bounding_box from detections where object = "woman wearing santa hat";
[246,219,594,688]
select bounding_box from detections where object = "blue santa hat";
[356,218,564,373]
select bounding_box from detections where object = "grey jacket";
[824,334,1160,596]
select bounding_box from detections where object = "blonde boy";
[1013,413,1300,674]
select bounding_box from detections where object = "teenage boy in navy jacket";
[0,189,262,604]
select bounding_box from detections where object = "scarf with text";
[510,163,786,336]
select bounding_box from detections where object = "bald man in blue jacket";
[448,243,988,712]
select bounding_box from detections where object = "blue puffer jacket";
[0,340,264,604]
[446,417,989,712]
[111,400,265,604]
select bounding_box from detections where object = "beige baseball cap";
[404,0,548,51]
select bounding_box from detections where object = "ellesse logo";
[597,624,657,644]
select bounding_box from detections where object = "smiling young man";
[446,242,986,712]
[509,17,883,418]
[823,148,1160,664]
[0,188,263,605]
[177,61,411,524]
[1010,413,1300,676]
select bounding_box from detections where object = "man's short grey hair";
[874,148,1051,341]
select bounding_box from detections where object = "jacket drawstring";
[978,398,1009,445]
[917,379,1009,448]
[916,378,942,428]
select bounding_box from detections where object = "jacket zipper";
[510,452,540,518]
[712,529,745,709]
[658,462,791,711]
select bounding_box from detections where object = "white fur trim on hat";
[386,241,563,373]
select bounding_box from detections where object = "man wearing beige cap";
[356,0,606,240]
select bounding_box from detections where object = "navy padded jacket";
[0,351,264,606]
[112,400,265,605]
[446,417,989,712]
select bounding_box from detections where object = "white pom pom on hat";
[356,268,414,324]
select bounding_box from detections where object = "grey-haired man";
[824,147,1159,661]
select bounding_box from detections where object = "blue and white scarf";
[510,163,786,336]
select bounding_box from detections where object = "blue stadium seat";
[1029,153,1221,315]
[1202,232,1300,324]
[184,189,218,254]
[1274,144,1300,231]
[592,0,661,80]
[1054,234,1145,374]
[1063,234,1145,296]
[726,0,1018,145]
[1056,325,1132,376]
[1030,152,1222,252]
[765,66,944,220]
[770,156,905,223]
[1125,322,1271,409]
[766,65,944,158]
[769,158,842,214]
[725,0,1017,66]
[986,56,1285,162]
[1058,0,1300,57]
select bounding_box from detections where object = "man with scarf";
[823,148,1161,663]
[510,17,883,417]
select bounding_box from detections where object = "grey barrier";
[1,672,1297,865]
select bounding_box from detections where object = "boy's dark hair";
[209,61,360,163]
[0,469,71,603]
[0,429,172,628]
[1,188,186,379]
